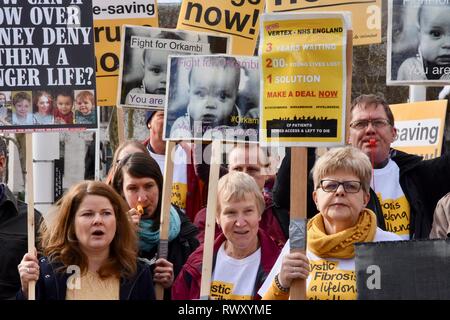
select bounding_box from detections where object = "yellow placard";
[266,0,381,46]
[260,13,348,147]
[93,0,159,106]
[308,260,356,300]
[177,0,264,55]
[390,100,448,159]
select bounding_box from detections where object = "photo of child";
[53,90,74,124]
[12,91,33,126]
[118,26,230,109]
[33,91,54,125]
[388,0,450,83]
[165,55,259,142]
[74,90,96,125]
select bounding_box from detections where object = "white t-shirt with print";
[210,243,261,300]
[148,144,188,210]
[258,228,401,300]
[372,159,411,240]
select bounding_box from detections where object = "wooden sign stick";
[155,140,176,300]
[288,147,308,300]
[199,139,221,300]
[26,133,35,300]
[116,106,125,145]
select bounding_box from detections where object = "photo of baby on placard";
[164,55,260,143]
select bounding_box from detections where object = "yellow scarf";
[307,209,377,259]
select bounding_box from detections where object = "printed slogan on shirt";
[171,182,187,209]
[210,281,252,300]
[308,260,356,300]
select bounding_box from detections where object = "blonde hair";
[312,146,372,193]
[216,171,265,217]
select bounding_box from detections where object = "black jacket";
[16,257,156,300]
[272,148,450,239]
[0,185,42,300]
[390,149,450,238]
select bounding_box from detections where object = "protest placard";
[0,0,97,132]
[387,0,450,85]
[259,12,349,147]
[117,26,230,109]
[356,239,450,299]
[164,54,259,142]
[93,0,159,106]
[177,0,264,55]
[390,100,447,159]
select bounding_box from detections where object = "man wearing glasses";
[347,94,450,239]
[273,94,450,240]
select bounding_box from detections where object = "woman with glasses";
[259,146,401,300]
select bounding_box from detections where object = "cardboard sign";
[259,12,349,147]
[0,0,97,132]
[387,0,450,85]
[164,55,259,142]
[93,0,159,106]
[356,239,450,299]
[391,100,447,159]
[177,0,265,55]
[266,0,382,46]
[117,26,230,109]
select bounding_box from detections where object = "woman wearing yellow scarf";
[259,146,401,300]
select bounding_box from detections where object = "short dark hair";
[350,94,395,125]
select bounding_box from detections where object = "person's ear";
[312,190,319,211]
[363,191,370,207]
[391,126,397,142]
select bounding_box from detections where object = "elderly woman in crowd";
[18,181,155,300]
[172,171,280,300]
[259,146,401,300]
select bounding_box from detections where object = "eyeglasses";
[319,180,362,193]
[349,119,391,130]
